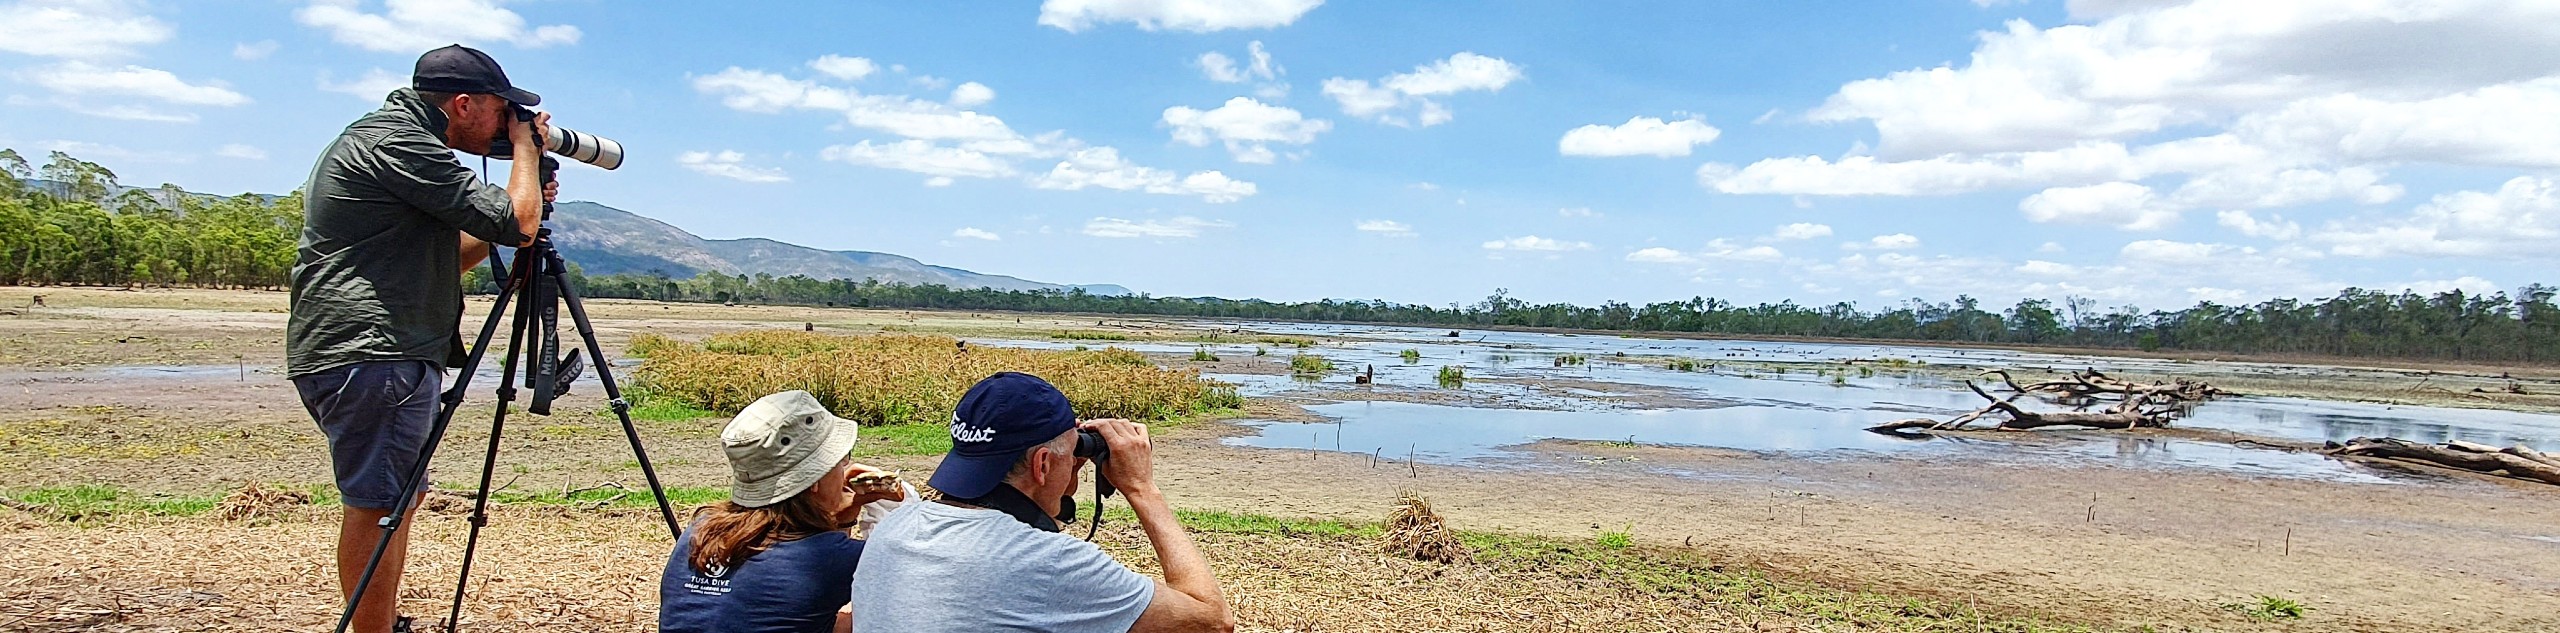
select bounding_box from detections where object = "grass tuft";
[1436,365,1466,387]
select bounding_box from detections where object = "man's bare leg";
[337,497,417,633]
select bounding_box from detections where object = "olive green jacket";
[286,88,525,377]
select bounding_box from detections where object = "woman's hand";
[843,464,906,507]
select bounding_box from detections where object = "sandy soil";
[6,287,2559,632]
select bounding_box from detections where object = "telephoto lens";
[544,127,624,170]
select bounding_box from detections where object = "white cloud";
[949,82,995,107]
[1198,51,1245,83]
[952,227,1001,241]
[215,144,267,160]
[923,177,955,188]
[1197,41,1279,82]
[1033,147,1256,203]
[2015,260,2079,277]
[1323,52,1522,127]
[1482,235,1592,252]
[1626,247,1695,264]
[697,62,1255,202]
[808,55,878,81]
[1162,97,1329,163]
[2216,209,2301,240]
[2395,276,2501,297]
[233,40,279,61]
[0,0,172,59]
[1354,219,1414,236]
[821,140,1010,180]
[1705,1,2560,237]
[29,62,249,107]
[318,68,407,102]
[1867,234,1921,250]
[2038,241,2066,253]
[2315,175,2560,259]
[677,150,790,183]
[1039,0,1322,32]
[1557,207,1598,218]
[1083,216,1232,239]
[1771,223,1833,241]
[295,0,581,52]
[1558,116,1722,158]
[2018,181,2179,230]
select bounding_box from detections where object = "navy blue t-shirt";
[661,525,865,633]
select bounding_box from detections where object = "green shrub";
[1290,353,1334,375]
[1436,365,1466,387]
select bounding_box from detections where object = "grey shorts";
[294,360,441,509]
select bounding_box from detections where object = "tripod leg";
[443,247,541,633]
[550,261,684,539]
[332,252,527,633]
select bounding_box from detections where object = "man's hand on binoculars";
[1081,418,1159,498]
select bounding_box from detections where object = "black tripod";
[333,158,682,633]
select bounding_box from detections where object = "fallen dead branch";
[1870,367,2227,436]
[2322,437,2560,486]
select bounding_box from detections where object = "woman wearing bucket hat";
[660,390,912,633]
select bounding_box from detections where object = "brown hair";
[685,489,842,575]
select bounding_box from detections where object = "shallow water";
[1069,321,2560,484]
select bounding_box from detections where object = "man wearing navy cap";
[288,43,557,633]
[851,372,1235,633]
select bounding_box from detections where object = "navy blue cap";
[413,44,541,106]
[930,372,1078,498]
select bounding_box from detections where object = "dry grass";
[627,331,1243,424]
[0,498,2106,633]
[1380,491,1467,563]
[214,482,309,522]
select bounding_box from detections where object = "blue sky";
[6,1,2558,310]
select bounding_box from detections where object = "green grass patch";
[2225,595,2308,621]
[1191,347,1219,362]
[853,423,955,457]
[1399,348,1422,364]
[0,485,226,521]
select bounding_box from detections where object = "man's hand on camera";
[1081,418,1158,497]
[542,179,559,204]
[509,110,552,154]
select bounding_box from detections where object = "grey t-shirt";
[851,500,1153,633]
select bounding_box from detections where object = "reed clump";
[1382,492,1469,563]
[631,331,1242,425]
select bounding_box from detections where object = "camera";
[487,104,625,170]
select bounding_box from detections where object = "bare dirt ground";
[4,287,2559,632]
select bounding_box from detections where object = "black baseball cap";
[930,372,1080,498]
[413,44,540,106]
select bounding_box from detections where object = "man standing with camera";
[852,372,1236,633]
[288,44,555,633]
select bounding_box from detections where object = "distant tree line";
[13,149,2560,365]
[0,149,301,288]
[560,270,2560,365]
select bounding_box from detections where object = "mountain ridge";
[544,201,1131,295]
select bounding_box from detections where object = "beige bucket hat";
[721,391,861,508]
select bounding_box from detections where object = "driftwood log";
[1986,368,2223,402]
[1869,369,2211,436]
[2322,437,2560,485]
